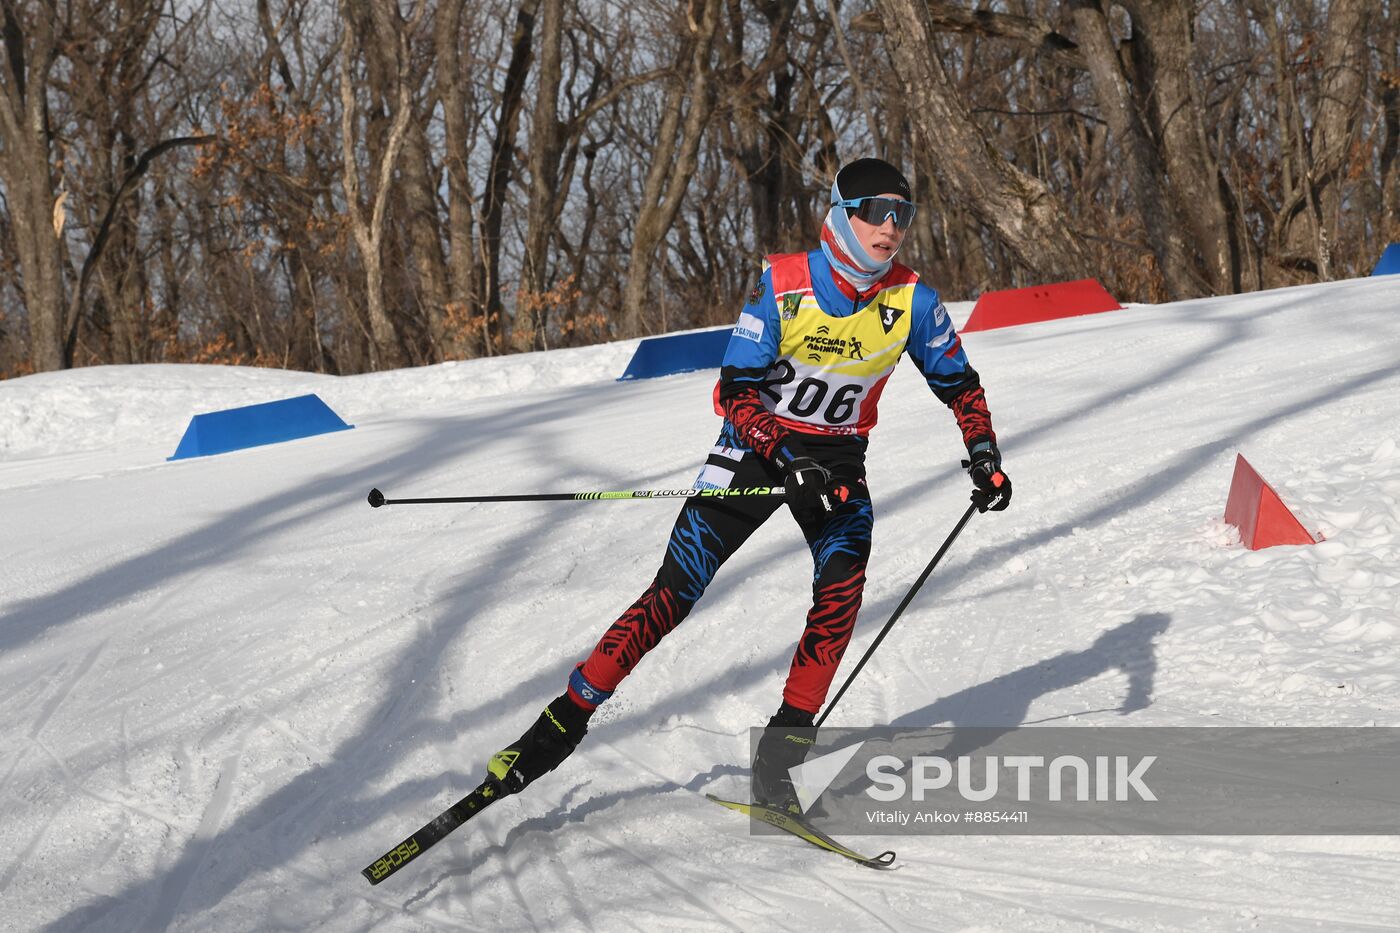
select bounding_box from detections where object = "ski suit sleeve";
[715,268,794,461]
[905,283,997,452]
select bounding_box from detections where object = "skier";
[485,157,1011,813]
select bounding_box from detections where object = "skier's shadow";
[414,611,1169,902]
[823,611,1171,795]
[405,762,746,908]
[894,611,1170,730]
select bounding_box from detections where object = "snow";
[3,279,1399,931]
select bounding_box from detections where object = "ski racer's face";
[848,191,909,262]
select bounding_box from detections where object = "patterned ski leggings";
[573,446,873,714]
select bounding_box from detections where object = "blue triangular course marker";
[1373,243,1400,276]
[168,393,353,460]
[618,328,731,381]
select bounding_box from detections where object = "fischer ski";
[706,794,896,869]
[361,780,500,885]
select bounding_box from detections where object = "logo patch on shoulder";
[734,311,765,343]
[747,280,766,305]
[780,293,802,320]
[877,303,906,334]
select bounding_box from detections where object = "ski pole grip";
[368,488,386,508]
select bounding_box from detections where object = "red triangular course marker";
[963,279,1122,333]
[1223,454,1317,549]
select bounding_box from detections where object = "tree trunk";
[716,0,804,254]
[435,0,485,357]
[619,0,722,336]
[521,0,565,346]
[0,5,67,371]
[479,0,543,352]
[395,114,451,364]
[1120,0,1237,293]
[1308,0,1374,257]
[1380,3,1399,236]
[338,0,424,370]
[1070,0,1204,299]
[873,0,1091,282]
[353,0,446,365]
[1260,0,1374,279]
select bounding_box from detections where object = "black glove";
[774,441,847,524]
[963,440,1011,512]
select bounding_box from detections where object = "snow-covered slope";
[2,279,1398,932]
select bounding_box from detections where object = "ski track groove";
[813,868,903,932]
[493,814,544,932]
[716,875,808,931]
[415,675,508,930]
[545,746,747,928]
[228,609,429,707]
[576,819,744,931]
[255,710,332,766]
[954,586,1007,726]
[32,736,185,832]
[145,748,243,932]
[973,884,1140,931]
[0,745,27,795]
[0,666,47,713]
[28,640,105,740]
[0,804,56,898]
[283,862,478,932]
[901,845,1400,930]
[84,810,134,888]
[537,820,596,933]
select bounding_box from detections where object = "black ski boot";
[752,702,817,813]
[487,693,593,795]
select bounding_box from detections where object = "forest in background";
[1,0,1397,378]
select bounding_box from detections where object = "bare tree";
[1301,0,1375,276]
[337,0,426,369]
[714,0,817,255]
[0,1,66,371]
[436,0,486,357]
[1069,0,1204,298]
[873,0,1092,282]
[1380,1,1399,235]
[522,0,565,314]
[1249,0,1377,280]
[245,0,343,372]
[478,0,543,352]
[1118,0,1239,293]
[5,0,1398,378]
[619,0,722,336]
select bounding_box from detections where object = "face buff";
[820,176,900,293]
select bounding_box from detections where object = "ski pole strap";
[367,486,784,508]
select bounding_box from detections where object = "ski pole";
[815,501,979,728]
[366,485,785,508]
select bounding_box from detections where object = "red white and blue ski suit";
[567,249,997,715]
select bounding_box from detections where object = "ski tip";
[367,487,386,508]
[705,793,749,812]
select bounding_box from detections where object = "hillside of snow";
[2,279,1399,932]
